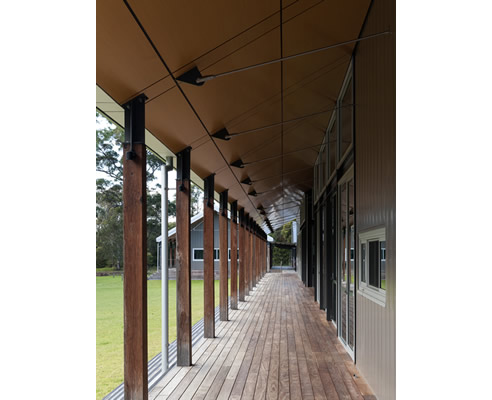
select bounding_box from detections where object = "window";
[193,248,204,261]
[361,243,366,283]
[328,117,337,175]
[194,248,220,261]
[359,227,386,306]
[338,63,353,160]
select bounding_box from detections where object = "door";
[319,203,326,309]
[338,171,355,355]
[326,192,337,322]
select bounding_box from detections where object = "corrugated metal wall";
[354,0,395,399]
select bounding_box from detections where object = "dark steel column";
[238,209,246,301]
[203,174,215,338]
[219,190,229,321]
[123,94,148,400]
[176,147,192,366]
[230,201,238,309]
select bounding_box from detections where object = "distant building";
[156,204,234,271]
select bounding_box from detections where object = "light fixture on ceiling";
[176,66,204,86]
[211,105,353,141]
[230,143,323,168]
[241,177,252,185]
[176,31,391,86]
[230,159,244,168]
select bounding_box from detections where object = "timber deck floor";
[149,271,374,400]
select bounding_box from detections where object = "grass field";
[96,276,233,400]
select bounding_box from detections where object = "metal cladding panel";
[190,221,204,270]
[354,1,395,399]
[190,213,230,271]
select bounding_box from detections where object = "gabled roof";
[157,203,228,242]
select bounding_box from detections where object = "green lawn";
[96,276,233,400]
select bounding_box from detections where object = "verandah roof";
[96,0,370,232]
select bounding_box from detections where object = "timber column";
[255,225,261,282]
[244,214,250,296]
[264,238,267,276]
[250,218,255,289]
[238,209,246,301]
[230,201,238,309]
[203,174,215,338]
[123,94,148,400]
[219,190,229,321]
[176,147,192,366]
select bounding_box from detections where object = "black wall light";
[230,159,244,168]
[176,32,390,86]
[211,128,230,141]
[176,66,204,86]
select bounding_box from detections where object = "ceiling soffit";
[96,0,371,232]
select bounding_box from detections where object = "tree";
[96,111,198,269]
[190,183,202,216]
[96,179,123,268]
[270,221,294,266]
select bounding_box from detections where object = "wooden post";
[203,174,215,338]
[255,230,261,282]
[123,94,148,400]
[264,239,267,276]
[176,147,192,366]
[238,209,246,301]
[244,214,250,296]
[230,201,238,309]
[219,190,229,321]
[250,218,255,289]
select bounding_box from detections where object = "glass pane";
[320,144,326,189]
[339,78,353,159]
[340,183,347,342]
[348,179,355,349]
[194,249,204,260]
[361,243,366,283]
[329,119,337,174]
[369,241,379,287]
[380,241,386,290]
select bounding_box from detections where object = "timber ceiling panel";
[96,0,169,103]
[96,0,371,233]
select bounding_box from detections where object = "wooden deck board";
[150,272,373,400]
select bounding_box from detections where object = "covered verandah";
[149,271,373,400]
[96,0,393,398]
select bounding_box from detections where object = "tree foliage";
[96,111,180,269]
[270,221,294,266]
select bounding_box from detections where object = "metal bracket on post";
[219,190,228,217]
[177,147,191,191]
[204,174,215,208]
[123,93,147,161]
[231,201,238,224]
[239,208,245,227]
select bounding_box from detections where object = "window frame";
[193,248,204,261]
[337,60,354,164]
[358,227,386,307]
